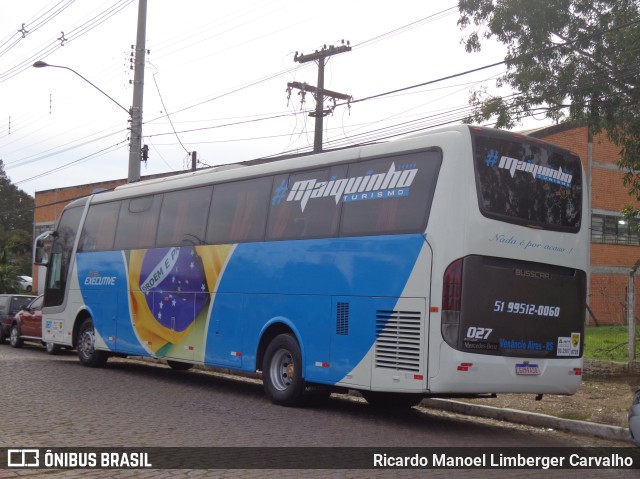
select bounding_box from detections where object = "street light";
[33,61,129,115]
[33,1,146,183]
[33,59,144,182]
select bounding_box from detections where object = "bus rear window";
[472,131,582,232]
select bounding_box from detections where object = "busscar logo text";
[514,269,552,280]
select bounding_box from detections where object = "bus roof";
[98,125,474,203]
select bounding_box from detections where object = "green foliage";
[0,262,20,294]
[458,1,640,203]
[0,160,34,292]
[584,325,640,362]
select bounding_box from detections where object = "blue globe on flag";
[138,246,208,333]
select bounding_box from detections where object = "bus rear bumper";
[428,350,582,395]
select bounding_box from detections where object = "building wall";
[34,179,126,227]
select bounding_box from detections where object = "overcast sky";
[0,0,531,197]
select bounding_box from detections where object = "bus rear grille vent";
[336,302,350,336]
[375,310,421,372]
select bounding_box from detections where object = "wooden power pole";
[288,42,351,153]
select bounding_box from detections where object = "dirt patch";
[458,374,639,428]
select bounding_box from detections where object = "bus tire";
[77,318,108,368]
[262,333,305,407]
[362,391,423,409]
[9,324,23,348]
[167,360,194,371]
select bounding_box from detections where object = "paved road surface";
[0,344,636,478]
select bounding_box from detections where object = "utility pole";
[128,0,147,182]
[288,42,351,153]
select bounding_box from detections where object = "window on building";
[591,214,640,245]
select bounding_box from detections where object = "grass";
[583,325,640,362]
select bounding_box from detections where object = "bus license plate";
[515,364,540,375]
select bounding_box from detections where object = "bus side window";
[266,165,346,241]
[156,186,212,247]
[340,151,441,237]
[205,177,272,244]
[78,201,121,251]
[113,195,162,250]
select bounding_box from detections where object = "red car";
[0,294,33,343]
[9,295,61,354]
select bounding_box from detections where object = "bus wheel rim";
[270,348,294,391]
[80,328,95,357]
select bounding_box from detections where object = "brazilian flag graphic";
[128,244,233,358]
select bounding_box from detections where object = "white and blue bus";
[36,125,588,407]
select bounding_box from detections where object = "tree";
[0,249,20,293]
[0,159,34,232]
[0,160,34,292]
[457,0,640,204]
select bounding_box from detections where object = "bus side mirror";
[33,231,53,266]
[34,241,48,265]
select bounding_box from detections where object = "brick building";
[529,123,640,326]
[32,125,640,325]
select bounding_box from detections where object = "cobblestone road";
[0,344,636,478]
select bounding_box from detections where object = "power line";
[0,0,77,57]
[150,64,189,156]
[14,140,128,185]
[12,4,640,188]
[0,0,134,84]
[144,112,294,138]
[5,128,128,169]
[352,4,458,49]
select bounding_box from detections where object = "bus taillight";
[441,258,463,348]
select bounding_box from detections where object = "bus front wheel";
[262,334,305,406]
[77,318,108,368]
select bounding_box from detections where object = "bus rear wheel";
[77,318,108,368]
[262,333,305,406]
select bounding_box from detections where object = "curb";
[421,398,632,443]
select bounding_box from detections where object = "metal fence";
[588,273,639,362]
